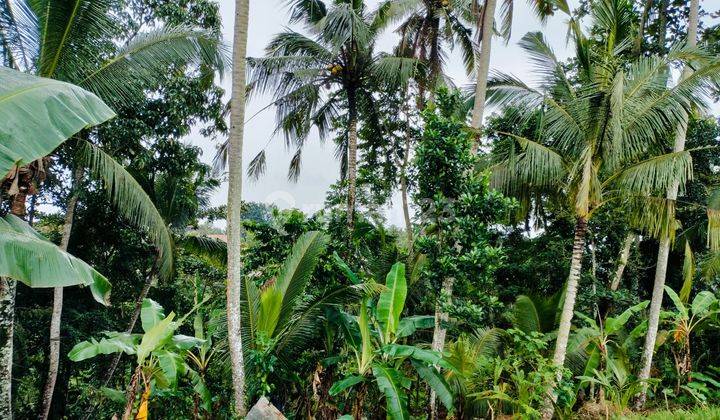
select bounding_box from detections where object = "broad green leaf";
[100,387,127,404]
[411,360,454,410]
[377,263,406,341]
[664,286,688,318]
[382,344,450,369]
[171,335,205,350]
[333,252,360,284]
[190,370,213,413]
[0,214,111,305]
[0,67,115,175]
[691,291,717,317]
[373,363,411,420]
[396,315,435,338]
[141,299,165,332]
[680,241,695,303]
[605,300,649,334]
[137,312,176,364]
[359,299,374,374]
[156,350,186,388]
[68,332,139,361]
[328,375,365,396]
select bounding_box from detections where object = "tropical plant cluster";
[2,0,720,419]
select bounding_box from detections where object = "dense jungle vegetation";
[1,0,720,418]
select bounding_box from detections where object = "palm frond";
[625,195,677,241]
[610,150,693,197]
[80,140,174,279]
[275,283,382,362]
[491,131,565,194]
[246,149,267,181]
[177,234,227,268]
[370,55,420,88]
[0,0,38,70]
[320,3,371,50]
[274,231,329,332]
[78,25,227,106]
[31,0,115,79]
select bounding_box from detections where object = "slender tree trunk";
[553,217,588,373]
[122,365,142,420]
[401,100,413,252]
[346,106,359,235]
[632,0,654,56]
[429,277,454,420]
[0,190,29,418]
[39,167,82,420]
[470,0,497,152]
[610,234,637,292]
[227,0,250,415]
[542,216,588,419]
[636,0,698,406]
[0,278,15,419]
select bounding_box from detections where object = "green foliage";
[332,261,453,419]
[0,214,111,304]
[0,67,115,175]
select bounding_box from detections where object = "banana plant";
[330,262,454,420]
[567,301,649,381]
[661,286,720,384]
[68,299,209,419]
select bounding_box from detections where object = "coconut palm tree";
[241,0,417,235]
[636,0,700,406]
[375,0,476,100]
[469,0,568,148]
[226,0,250,414]
[485,0,720,411]
[0,1,226,416]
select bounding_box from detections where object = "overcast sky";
[185,0,716,227]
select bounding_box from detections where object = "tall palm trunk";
[429,277,454,419]
[39,167,82,420]
[632,0,653,56]
[226,0,250,415]
[610,234,637,292]
[553,217,588,373]
[0,277,15,419]
[0,190,29,417]
[470,0,497,152]
[636,0,698,406]
[346,95,359,236]
[541,216,589,419]
[401,97,413,252]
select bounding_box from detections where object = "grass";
[619,406,720,419]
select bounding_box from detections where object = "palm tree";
[636,0,700,406]
[226,0,250,414]
[0,1,226,416]
[242,0,416,235]
[484,0,720,411]
[469,0,568,148]
[376,0,476,100]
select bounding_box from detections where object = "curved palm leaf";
[0,67,115,176]
[80,140,174,279]
[78,25,227,106]
[0,214,111,304]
